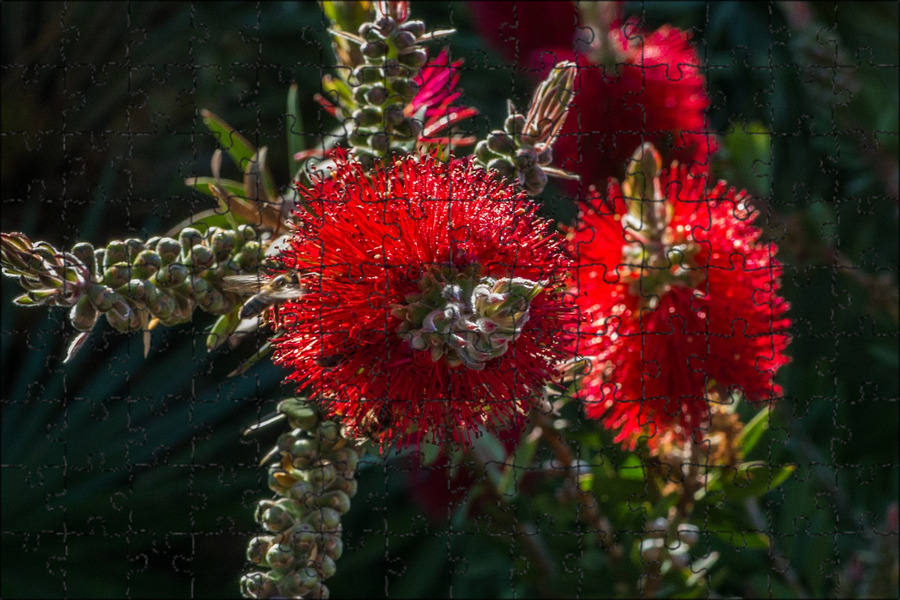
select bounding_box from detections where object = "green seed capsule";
[361,39,388,58]
[364,85,388,106]
[382,59,403,78]
[71,242,96,275]
[179,227,203,252]
[103,262,132,288]
[239,573,276,599]
[154,263,188,287]
[124,238,145,260]
[352,107,383,128]
[474,140,495,164]
[399,20,425,37]
[318,554,337,579]
[155,237,181,264]
[246,535,273,564]
[523,165,548,195]
[488,131,515,156]
[315,490,351,515]
[487,157,516,182]
[240,241,262,268]
[189,244,214,269]
[152,292,175,319]
[307,463,338,489]
[236,224,256,242]
[104,241,128,269]
[322,534,344,561]
[121,279,148,305]
[504,113,526,136]
[397,48,427,69]
[210,230,235,261]
[70,295,99,331]
[132,250,161,279]
[369,132,390,154]
[330,478,358,498]
[264,544,295,569]
[328,449,360,473]
[87,284,115,311]
[106,305,140,332]
[304,507,341,531]
[392,78,419,103]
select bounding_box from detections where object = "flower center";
[392,269,545,370]
[619,144,704,309]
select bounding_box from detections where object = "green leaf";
[286,83,305,175]
[497,431,536,496]
[736,405,772,456]
[228,339,274,377]
[710,462,795,502]
[200,108,256,172]
[206,309,241,351]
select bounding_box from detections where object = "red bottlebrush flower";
[410,49,479,147]
[272,152,573,449]
[568,147,790,449]
[552,19,718,192]
[468,1,716,190]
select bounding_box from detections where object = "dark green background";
[2,2,897,598]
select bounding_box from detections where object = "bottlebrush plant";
[1,2,807,598]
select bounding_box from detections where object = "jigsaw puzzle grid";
[1,3,897,598]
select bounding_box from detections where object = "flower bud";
[361,40,388,58]
[369,132,390,154]
[240,572,276,598]
[121,278,148,305]
[304,507,341,531]
[236,224,256,242]
[154,263,188,287]
[487,130,515,156]
[189,244,214,269]
[124,238,144,259]
[375,16,396,36]
[382,59,404,78]
[487,157,516,182]
[397,48,427,69]
[155,237,181,263]
[351,65,382,85]
[70,295,99,331]
[104,241,128,269]
[318,554,337,579]
[132,250,161,279]
[179,227,203,252]
[307,462,338,489]
[87,284,116,311]
[523,165,548,195]
[364,85,388,105]
[71,242,96,276]
[264,543,296,569]
[504,114,526,137]
[210,230,235,261]
[103,262,131,289]
[246,535,274,564]
[392,78,419,102]
[399,20,425,38]
[352,106,383,127]
[392,30,416,51]
[314,490,351,514]
[322,534,343,561]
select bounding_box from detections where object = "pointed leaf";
[286,84,306,175]
[201,109,256,172]
[736,405,773,456]
[206,310,242,352]
[228,340,274,377]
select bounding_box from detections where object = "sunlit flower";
[272,152,574,448]
[568,146,789,449]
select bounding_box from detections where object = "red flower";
[568,153,790,449]
[410,49,478,146]
[468,1,716,190]
[556,19,717,193]
[272,152,574,448]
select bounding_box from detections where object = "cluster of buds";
[392,267,546,371]
[475,61,577,195]
[242,399,361,599]
[325,1,452,165]
[618,143,705,309]
[1,227,263,356]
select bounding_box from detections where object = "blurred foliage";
[2,1,897,598]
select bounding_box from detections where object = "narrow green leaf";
[286,83,305,175]
[201,108,256,172]
[206,310,241,352]
[711,462,796,502]
[228,340,274,377]
[736,405,772,456]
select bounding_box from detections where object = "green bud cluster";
[392,267,546,370]
[475,117,554,196]
[474,62,577,196]
[1,226,263,335]
[340,10,435,165]
[241,399,360,600]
